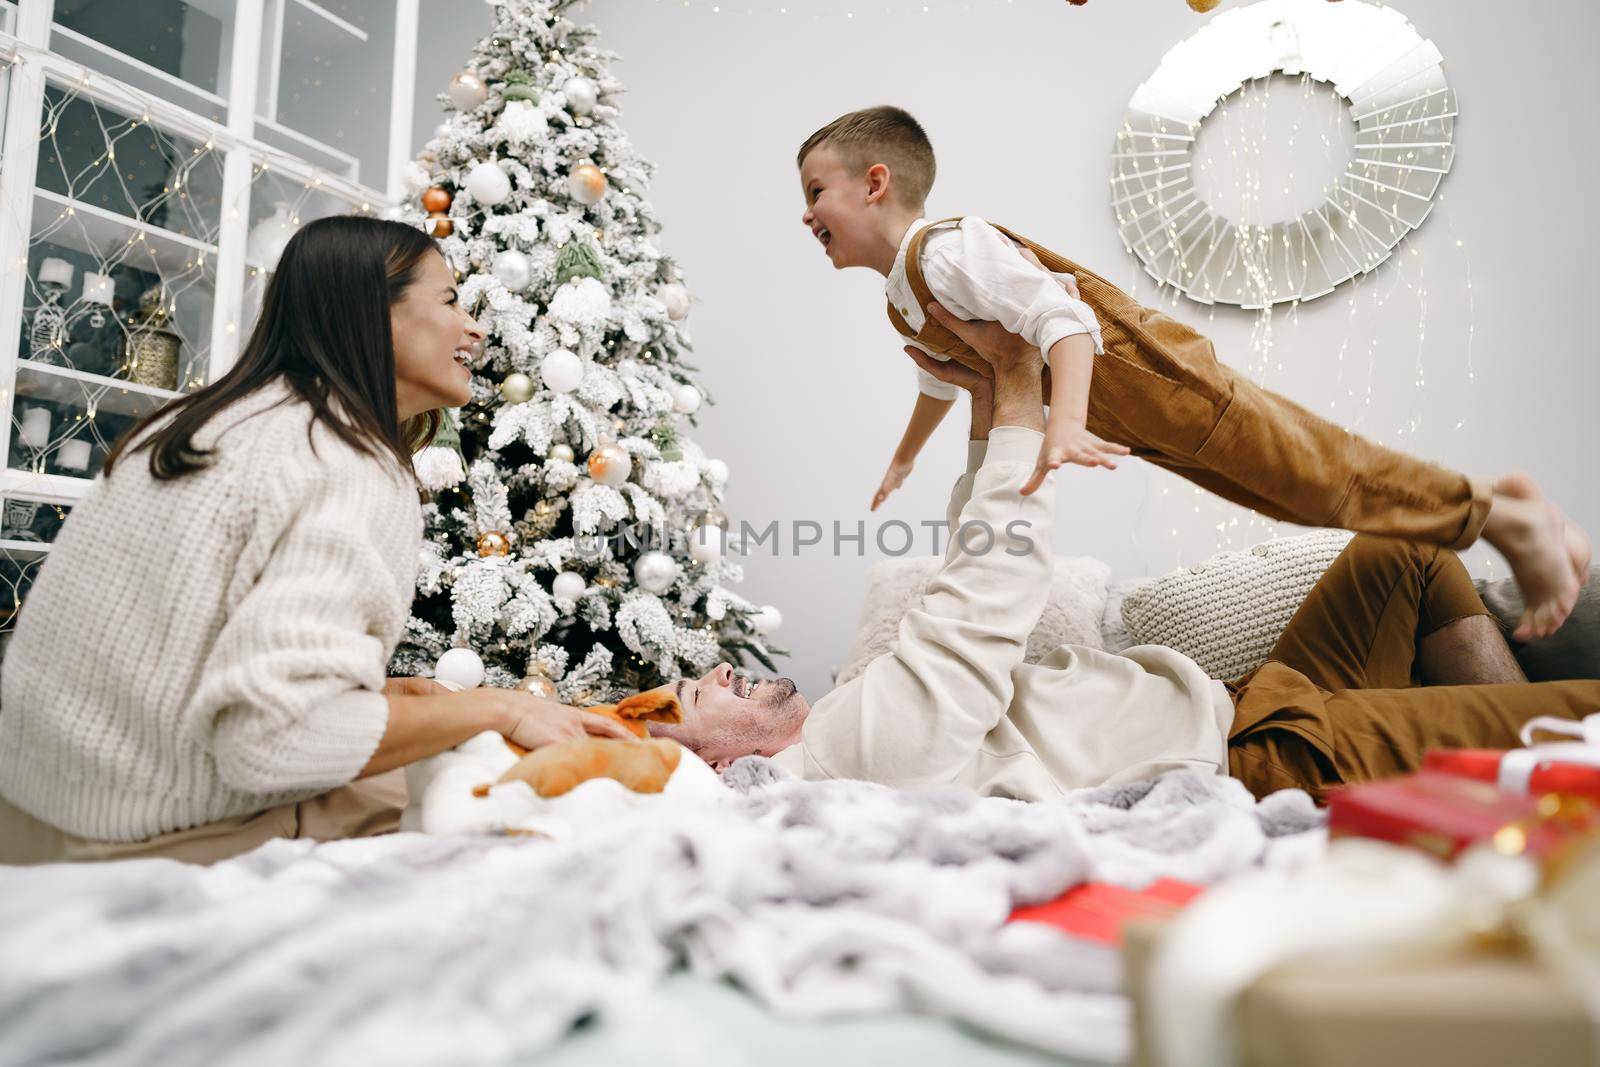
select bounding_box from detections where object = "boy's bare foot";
[1483,473,1583,641]
[1495,472,1592,584]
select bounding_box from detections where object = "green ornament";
[430,408,468,467]
[502,69,540,103]
[649,419,683,461]
[555,239,604,285]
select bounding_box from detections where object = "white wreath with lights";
[1110,0,1454,308]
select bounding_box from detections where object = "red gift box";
[1007,878,1204,945]
[1424,745,1600,800]
[1327,771,1597,862]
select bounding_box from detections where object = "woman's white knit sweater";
[0,380,423,842]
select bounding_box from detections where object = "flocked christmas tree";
[388,0,785,703]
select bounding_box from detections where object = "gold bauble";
[476,531,511,557]
[1186,0,1220,9]
[427,212,453,238]
[499,371,535,404]
[516,673,558,699]
[587,441,632,487]
[568,162,608,206]
[421,186,452,212]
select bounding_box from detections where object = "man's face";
[658,662,810,770]
[799,144,877,271]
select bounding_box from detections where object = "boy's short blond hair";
[797,106,935,208]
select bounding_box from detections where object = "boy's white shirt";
[887,217,1106,400]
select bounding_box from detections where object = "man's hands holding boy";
[913,301,1128,492]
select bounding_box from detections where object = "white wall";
[416,0,1600,701]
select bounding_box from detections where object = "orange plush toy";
[583,689,685,739]
[488,689,688,798]
[497,736,684,799]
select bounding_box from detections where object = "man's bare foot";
[1483,473,1582,641]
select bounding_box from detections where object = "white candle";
[20,408,51,449]
[38,257,73,288]
[57,439,91,472]
[82,272,114,306]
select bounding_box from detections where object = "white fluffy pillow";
[1120,530,1355,681]
[834,554,1110,686]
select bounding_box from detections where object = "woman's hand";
[460,688,635,749]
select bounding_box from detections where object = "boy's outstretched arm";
[871,391,955,511]
[1020,334,1130,496]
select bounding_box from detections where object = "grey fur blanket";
[0,764,1324,1066]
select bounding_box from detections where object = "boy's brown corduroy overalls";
[887,218,1491,550]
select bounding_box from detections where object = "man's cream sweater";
[0,380,422,842]
[790,426,1236,800]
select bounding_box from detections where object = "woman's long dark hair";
[104,215,443,481]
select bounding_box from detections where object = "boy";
[797,105,1589,641]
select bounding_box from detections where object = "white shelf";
[0,538,50,561]
[253,116,361,179]
[289,0,368,44]
[14,359,185,419]
[48,22,228,119]
[32,189,218,279]
[0,469,91,506]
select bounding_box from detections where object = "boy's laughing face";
[799,143,876,270]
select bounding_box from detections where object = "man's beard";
[756,676,798,708]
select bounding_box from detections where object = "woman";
[0,216,628,864]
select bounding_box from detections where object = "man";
[654,306,1598,802]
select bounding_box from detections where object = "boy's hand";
[1020,417,1130,496]
[871,457,914,511]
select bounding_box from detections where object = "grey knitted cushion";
[1121,531,1355,681]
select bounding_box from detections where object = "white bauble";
[657,283,690,321]
[634,551,679,595]
[752,605,783,635]
[540,349,584,393]
[548,443,575,464]
[562,75,599,115]
[465,162,512,206]
[552,571,587,601]
[435,647,485,691]
[586,441,632,488]
[491,249,532,290]
[704,458,729,485]
[447,71,488,111]
[672,383,702,415]
[688,524,725,564]
[432,121,451,141]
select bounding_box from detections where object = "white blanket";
[0,764,1324,1066]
